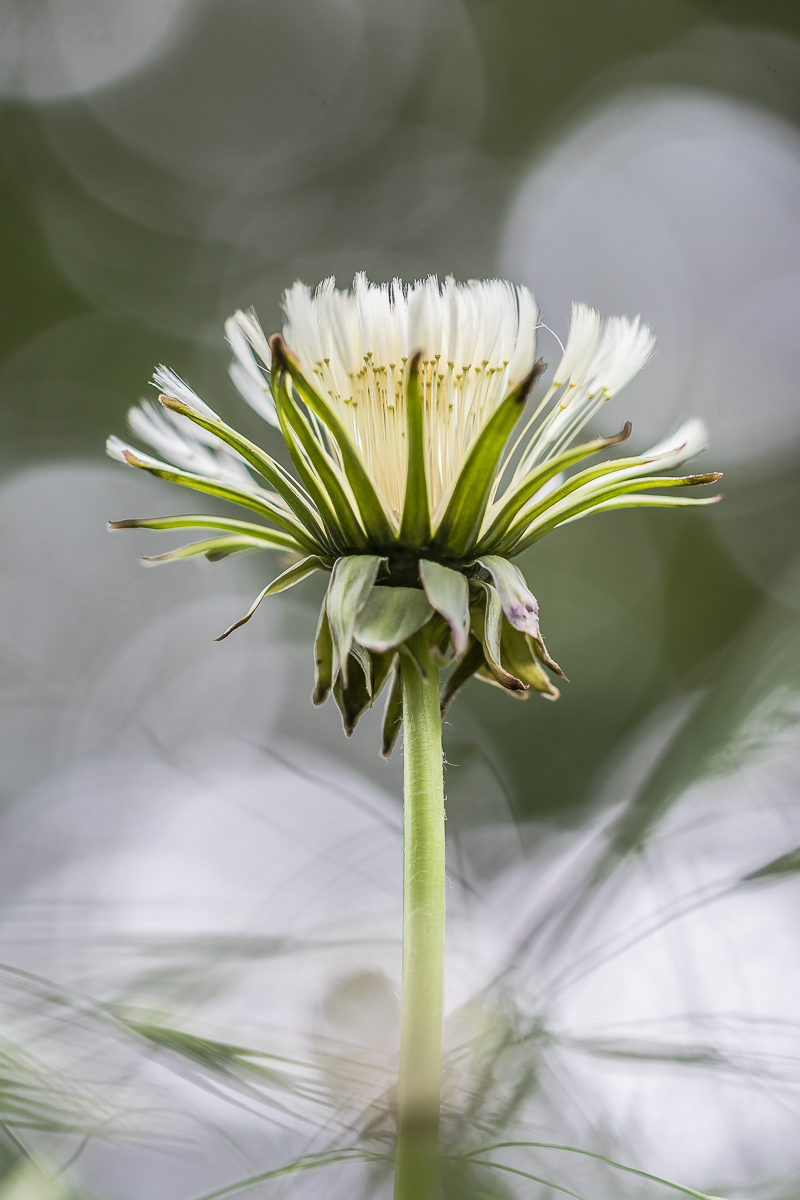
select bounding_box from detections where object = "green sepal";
[313,606,334,706]
[326,555,386,685]
[271,336,395,546]
[271,365,366,551]
[475,555,539,635]
[419,560,470,658]
[470,583,526,692]
[439,636,486,715]
[108,514,302,552]
[553,491,723,523]
[215,555,327,642]
[119,449,320,553]
[398,352,432,547]
[428,615,457,667]
[500,623,560,700]
[475,662,531,698]
[381,668,404,759]
[350,642,373,698]
[142,535,272,565]
[371,649,398,704]
[497,446,722,551]
[511,472,723,554]
[478,424,632,551]
[354,586,433,654]
[157,395,327,546]
[333,651,372,736]
[433,359,545,557]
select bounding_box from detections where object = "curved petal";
[215,556,327,642]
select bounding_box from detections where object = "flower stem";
[394,636,445,1200]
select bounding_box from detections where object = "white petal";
[588,314,655,397]
[228,361,279,428]
[229,308,272,371]
[507,284,538,386]
[151,366,220,420]
[552,302,602,389]
[641,418,708,470]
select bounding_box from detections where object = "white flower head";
[280,273,539,517]
[108,273,720,737]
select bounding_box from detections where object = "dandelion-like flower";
[107,273,721,1200]
[108,273,719,752]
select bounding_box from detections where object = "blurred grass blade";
[458,1142,719,1200]
[188,1149,388,1200]
[742,845,800,883]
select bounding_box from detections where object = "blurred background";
[1,0,800,1197]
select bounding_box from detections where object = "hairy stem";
[394,636,445,1200]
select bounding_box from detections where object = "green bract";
[108,275,721,753]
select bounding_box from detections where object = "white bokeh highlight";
[501,84,800,472]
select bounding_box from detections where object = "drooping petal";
[141,535,274,565]
[476,555,539,637]
[333,651,373,736]
[419,560,470,657]
[325,555,386,684]
[381,669,404,759]
[215,555,327,641]
[371,650,399,706]
[107,514,300,551]
[439,637,486,715]
[470,583,526,691]
[313,606,334,706]
[354,586,433,654]
[500,623,560,700]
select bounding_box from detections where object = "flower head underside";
[108,274,721,752]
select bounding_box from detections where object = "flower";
[107,274,721,754]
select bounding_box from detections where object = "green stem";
[394,635,445,1200]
